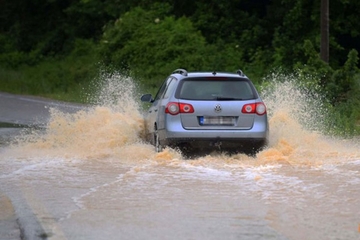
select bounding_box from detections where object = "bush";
[0,39,98,102]
[98,5,248,93]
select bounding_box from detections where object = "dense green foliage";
[0,0,359,134]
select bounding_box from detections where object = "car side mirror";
[141,94,153,102]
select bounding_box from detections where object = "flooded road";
[0,76,360,240]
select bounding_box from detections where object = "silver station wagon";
[141,69,269,156]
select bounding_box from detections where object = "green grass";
[1,58,359,137]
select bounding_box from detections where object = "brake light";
[165,102,194,115]
[242,102,266,115]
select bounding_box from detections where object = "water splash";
[255,73,359,166]
[7,72,360,165]
[9,73,154,160]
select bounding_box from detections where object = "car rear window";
[177,77,256,100]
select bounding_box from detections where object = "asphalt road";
[0,92,86,240]
[0,92,85,125]
[1,91,359,240]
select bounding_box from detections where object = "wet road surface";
[0,88,360,240]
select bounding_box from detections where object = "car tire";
[155,131,163,152]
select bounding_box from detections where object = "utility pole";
[320,0,329,63]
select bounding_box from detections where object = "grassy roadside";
[0,64,95,103]
[1,58,359,136]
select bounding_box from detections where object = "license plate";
[199,116,235,125]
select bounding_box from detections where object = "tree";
[98,5,213,87]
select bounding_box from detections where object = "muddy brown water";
[0,78,360,239]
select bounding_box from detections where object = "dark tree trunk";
[320,0,329,63]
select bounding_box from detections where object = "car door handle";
[154,109,158,112]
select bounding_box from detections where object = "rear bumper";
[166,137,267,150]
[157,113,269,151]
[159,129,269,150]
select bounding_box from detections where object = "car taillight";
[241,102,266,115]
[165,102,194,115]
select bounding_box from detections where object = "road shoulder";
[0,192,21,240]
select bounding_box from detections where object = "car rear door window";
[163,77,177,99]
[154,77,175,100]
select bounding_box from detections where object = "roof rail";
[236,69,244,77]
[172,69,188,76]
